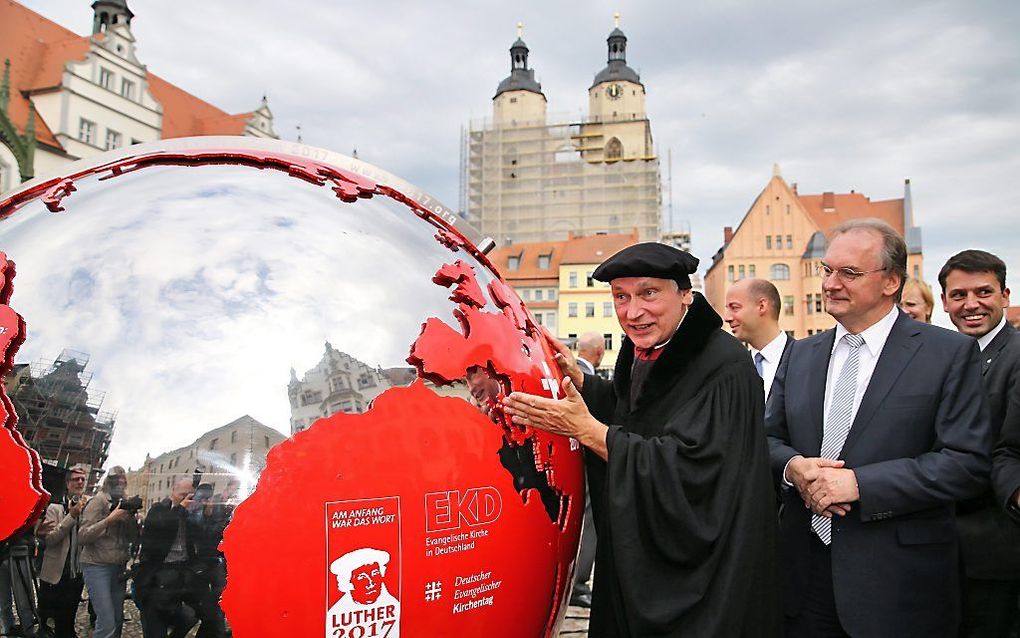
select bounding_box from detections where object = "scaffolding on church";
[462,113,662,247]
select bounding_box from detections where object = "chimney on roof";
[772,163,781,178]
[903,178,914,228]
[724,226,734,244]
[822,192,835,213]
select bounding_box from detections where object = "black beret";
[592,242,700,289]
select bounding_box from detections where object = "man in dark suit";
[724,277,793,403]
[766,219,992,637]
[940,249,1020,636]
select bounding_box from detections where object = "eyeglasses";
[817,263,888,283]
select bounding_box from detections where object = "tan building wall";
[705,168,923,339]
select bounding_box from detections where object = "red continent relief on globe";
[0,138,584,637]
[222,257,585,637]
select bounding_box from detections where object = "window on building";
[568,303,578,317]
[105,129,121,150]
[766,236,772,250]
[738,265,745,279]
[507,255,520,271]
[913,265,920,279]
[786,204,791,214]
[534,289,543,301]
[521,289,530,300]
[603,302,613,317]
[784,296,794,316]
[806,294,814,315]
[605,137,623,161]
[765,205,770,215]
[538,254,551,269]
[548,289,557,300]
[604,333,614,351]
[230,453,237,466]
[815,295,823,313]
[786,235,793,249]
[749,265,756,277]
[120,78,135,100]
[231,430,237,443]
[569,272,578,288]
[534,313,543,326]
[210,438,218,450]
[585,303,595,318]
[775,235,782,249]
[265,435,271,448]
[586,272,595,287]
[770,263,791,280]
[99,67,114,90]
[131,138,142,145]
[78,118,96,145]
[785,330,795,339]
[727,265,735,282]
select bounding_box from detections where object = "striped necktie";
[812,332,866,545]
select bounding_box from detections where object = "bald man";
[576,331,606,376]
[724,278,791,401]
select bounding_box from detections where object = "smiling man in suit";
[724,278,792,403]
[766,219,992,637]
[940,249,1020,637]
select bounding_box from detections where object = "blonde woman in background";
[900,277,934,322]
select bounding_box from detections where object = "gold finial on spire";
[613,12,620,28]
[517,22,523,38]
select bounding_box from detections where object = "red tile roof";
[797,191,906,237]
[559,230,640,265]
[1,0,253,149]
[489,240,563,284]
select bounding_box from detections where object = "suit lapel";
[807,331,835,455]
[982,322,1016,376]
[841,313,922,456]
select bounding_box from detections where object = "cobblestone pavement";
[557,604,591,636]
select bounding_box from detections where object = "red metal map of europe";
[222,257,584,638]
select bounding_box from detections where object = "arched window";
[770,263,791,280]
[605,137,623,161]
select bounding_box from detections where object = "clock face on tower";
[606,83,623,100]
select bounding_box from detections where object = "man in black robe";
[503,243,780,637]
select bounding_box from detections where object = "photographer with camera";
[135,477,219,638]
[36,465,89,637]
[79,466,139,638]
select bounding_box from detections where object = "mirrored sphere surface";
[0,139,583,637]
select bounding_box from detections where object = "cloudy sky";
[20,0,1020,324]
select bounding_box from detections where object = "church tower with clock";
[462,16,662,247]
[582,14,654,164]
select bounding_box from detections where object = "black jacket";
[958,322,1020,579]
[581,293,781,638]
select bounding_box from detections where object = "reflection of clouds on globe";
[2,163,489,469]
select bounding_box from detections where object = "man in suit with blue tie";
[766,219,993,637]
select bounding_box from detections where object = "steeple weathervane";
[614,12,620,28]
[517,22,523,38]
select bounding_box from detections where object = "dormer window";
[507,255,520,271]
[538,254,551,269]
[120,79,135,100]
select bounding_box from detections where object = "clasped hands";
[786,456,860,518]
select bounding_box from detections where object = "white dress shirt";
[823,305,901,430]
[783,305,900,485]
[977,315,1007,352]
[750,331,788,401]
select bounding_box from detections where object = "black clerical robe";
[580,292,780,637]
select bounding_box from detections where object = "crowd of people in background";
[1,468,239,638]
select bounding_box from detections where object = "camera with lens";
[112,495,144,513]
